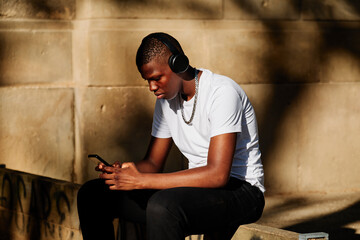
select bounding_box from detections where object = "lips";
[155,93,165,99]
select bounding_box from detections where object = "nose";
[148,80,158,92]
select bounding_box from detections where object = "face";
[140,59,182,100]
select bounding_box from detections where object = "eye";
[151,76,161,81]
[145,74,162,82]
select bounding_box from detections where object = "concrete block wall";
[0,0,359,195]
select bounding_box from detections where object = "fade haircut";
[136,32,185,71]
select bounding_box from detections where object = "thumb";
[121,162,133,169]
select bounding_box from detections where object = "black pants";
[77,177,264,240]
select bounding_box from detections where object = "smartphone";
[88,154,111,166]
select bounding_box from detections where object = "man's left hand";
[99,162,143,190]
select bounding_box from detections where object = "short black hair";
[136,32,184,71]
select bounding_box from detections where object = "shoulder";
[201,69,241,90]
[201,69,245,100]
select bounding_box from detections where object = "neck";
[178,66,196,81]
[180,68,198,101]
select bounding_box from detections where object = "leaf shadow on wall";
[231,1,360,239]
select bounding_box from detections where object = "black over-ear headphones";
[151,33,189,74]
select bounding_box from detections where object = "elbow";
[213,173,230,188]
[205,165,231,188]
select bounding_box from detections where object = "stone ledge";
[1,168,328,240]
[0,168,81,240]
[186,224,300,240]
[233,223,299,240]
[234,224,329,240]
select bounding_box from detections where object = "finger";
[121,162,133,168]
[109,185,128,191]
[95,162,105,171]
[105,179,116,186]
[113,161,122,168]
[109,185,119,190]
[103,166,115,173]
[99,173,114,179]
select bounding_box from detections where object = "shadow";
[284,200,360,240]
[83,1,360,237]
[0,169,78,240]
[0,0,75,20]
[0,0,360,239]
[0,173,14,240]
[261,196,308,219]
[260,194,360,239]
[224,1,360,238]
[111,0,222,19]
[302,0,360,20]
[230,0,360,192]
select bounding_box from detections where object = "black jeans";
[77,177,264,240]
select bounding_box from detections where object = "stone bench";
[0,167,327,240]
[186,224,328,240]
[0,167,81,240]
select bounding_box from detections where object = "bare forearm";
[135,159,163,173]
[102,134,235,191]
[135,137,172,173]
[138,166,229,189]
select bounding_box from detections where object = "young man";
[77,32,265,240]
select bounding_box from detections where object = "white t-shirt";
[151,69,265,192]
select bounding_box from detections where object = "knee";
[146,189,185,223]
[146,190,188,239]
[77,179,106,206]
[146,191,172,220]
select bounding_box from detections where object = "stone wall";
[0,0,359,194]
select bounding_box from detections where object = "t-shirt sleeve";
[209,86,243,137]
[151,99,172,138]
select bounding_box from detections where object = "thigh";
[78,178,156,223]
[117,188,156,223]
[147,178,264,236]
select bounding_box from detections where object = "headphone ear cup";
[169,54,189,73]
